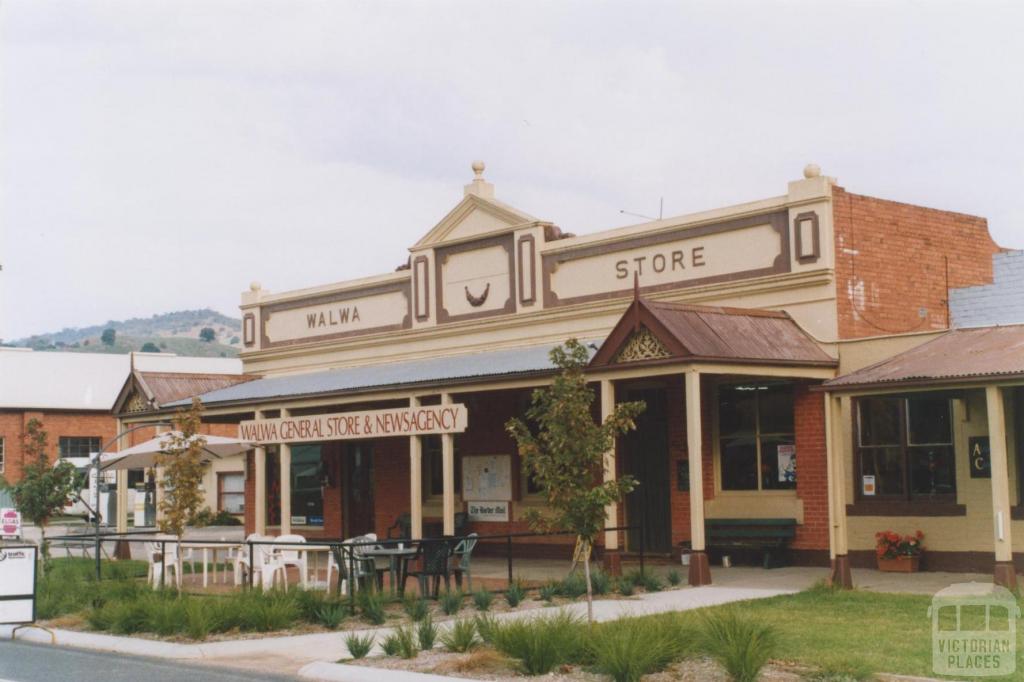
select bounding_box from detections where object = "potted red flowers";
[875,529,925,572]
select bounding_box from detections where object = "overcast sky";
[2,1,1023,340]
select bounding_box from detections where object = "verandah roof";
[822,324,1024,392]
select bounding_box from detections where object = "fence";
[47,525,645,609]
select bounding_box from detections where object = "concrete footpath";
[1,581,804,680]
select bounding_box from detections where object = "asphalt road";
[0,640,298,682]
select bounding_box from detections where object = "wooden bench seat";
[705,518,797,569]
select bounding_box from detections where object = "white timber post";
[409,396,424,540]
[279,408,292,535]
[441,393,456,536]
[986,386,1017,589]
[685,370,711,585]
[254,409,267,535]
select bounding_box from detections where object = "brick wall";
[832,186,1000,339]
[793,383,828,550]
[0,409,117,484]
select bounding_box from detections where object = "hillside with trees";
[8,309,242,358]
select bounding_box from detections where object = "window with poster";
[855,395,955,503]
[217,472,245,514]
[718,382,796,491]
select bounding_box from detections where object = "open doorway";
[622,387,671,553]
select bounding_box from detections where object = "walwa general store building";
[125,163,1024,587]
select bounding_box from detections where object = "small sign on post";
[0,544,38,625]
[1,508,21,539]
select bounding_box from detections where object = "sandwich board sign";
[0,544,37,624]
[1,508,22,539]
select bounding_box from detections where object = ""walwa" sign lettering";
[238,404,468,444]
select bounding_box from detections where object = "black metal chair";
[387,513,412,540]
[403,538,454,598]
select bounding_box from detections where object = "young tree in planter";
[6,419,80,570]
[506,339,644,622]
[155,398,208,589]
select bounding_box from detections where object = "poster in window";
[969,436,991,478]
[777,444,796,484]
[862,475,876,496]
[462,455,512,502]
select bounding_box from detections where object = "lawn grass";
[688,583,1024,680]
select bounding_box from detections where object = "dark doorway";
[343,442,375,538]
[622,388,672,553]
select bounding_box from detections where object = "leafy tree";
[505,339,644,622]
[101,328,116,346]
[199,327,216,342]
[155,398,208,589]
[6,419,81,570]
[140,342,160,352]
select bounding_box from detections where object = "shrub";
[491,610,585,675]
[590,568,611,596]
[539,582,559,602]
[639,573,663,593]
[441,618,479,652]
[587,616,688,682]
[623,569,645,587]
[617,579,635,596]
[293,588,328,622]
[404,596,430,622]
[699,609,780,682]
[505,581,526,607]
[358,589,387,625]
[439,589,463,615]
[315,602,348,629]
[473,588,494,611]
[345,631,375,659]
[667,569,681,586]
[417,615,438,650]
[559,572,587,599]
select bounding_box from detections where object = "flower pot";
[877,556,921,573]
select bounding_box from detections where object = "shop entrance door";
[623,388,672,553]
[343,443,375,538]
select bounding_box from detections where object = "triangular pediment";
[412,194,537,249]
[590,297,690,367]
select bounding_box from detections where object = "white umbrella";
[100,432,255,471]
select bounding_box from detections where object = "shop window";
[422,435,461,497]
[856,396,955,501]
[127,469,146,487]
[218,472,245,514]
[59,436,102,459]
[719,383,796,491]
[291,445,324,526]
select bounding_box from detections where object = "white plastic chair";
[275,534,308,589]
[233,534,287,590]
[148,535,188,588]
[233,533,266,585]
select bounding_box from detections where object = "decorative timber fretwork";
[614,326,671,363]
[123,389,152,414]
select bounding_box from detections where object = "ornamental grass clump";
[315,602,348,630]
[358,589,387,625]
[441,618,479,652]
[699,608,780,682]
[403,596,430,621]
[344,631,375,659]
[491,610,585,675]
[439,589,463,615]
[559,572,588,598]
[505,581,526,607]
[639,572,663,593]
[474,612,499,644]
[473,587,494,611]
[417,615,438,650]
[617,579,635,596]
[539,582,559,602]
[587,616,690,682]
[667,569,682,586]
[385,624,420,659]
[590,568,611,595]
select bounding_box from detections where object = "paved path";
[0,639,295,682]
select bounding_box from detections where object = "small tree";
[140,342,160,352]
[101,328,116,346]
[506,339,644,622]
[155,398,208,589]
[7,419,81,570]
[198,327,216,342]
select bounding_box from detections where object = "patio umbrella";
[99,432,255,471]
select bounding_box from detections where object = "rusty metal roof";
[136,371,258,407]
[590,297,836,367]
[824,324,1024,391]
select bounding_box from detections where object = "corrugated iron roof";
[644,301,836,364]
[824,324,1024,391]
[136,371,258,407]
[167,340,602,408]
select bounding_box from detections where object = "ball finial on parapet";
[471,160,485,178]
[803,163,821,179]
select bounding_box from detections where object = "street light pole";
[90,422,172,581]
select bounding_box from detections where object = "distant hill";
[9,309,243,358]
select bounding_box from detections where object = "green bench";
[705,518,797,569]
